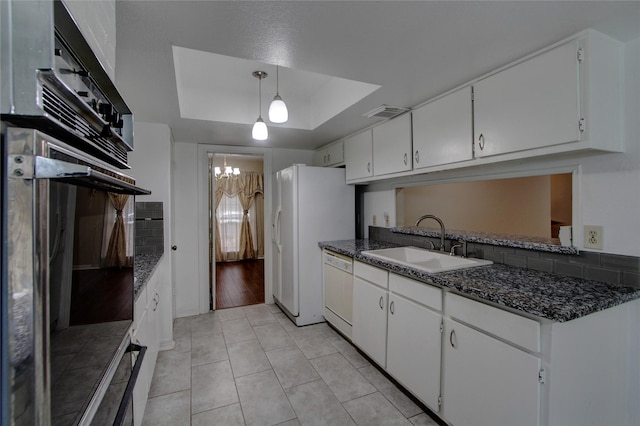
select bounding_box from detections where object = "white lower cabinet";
[350,260,639,426]
[387,293,442,411]
[353,264,443,412]
[132,255,172,426]
[352,275,388,367]
[443,318,541,426]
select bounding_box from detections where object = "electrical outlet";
[583,225,604,250]
[372,215,377,226]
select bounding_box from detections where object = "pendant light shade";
[252,71,269,141]
[252,116,268,140]
[269,65,288,123]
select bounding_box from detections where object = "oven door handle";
[113,343,147,426]
[10,155,151,195]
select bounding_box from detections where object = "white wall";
[171,142,312,317]
[364,36,640,257]
[362,190,396,238]
[62,0,116,79]
[127,122,173,260]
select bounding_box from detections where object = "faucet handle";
[450,239,468,257]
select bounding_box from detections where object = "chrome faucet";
[415,214,446,252]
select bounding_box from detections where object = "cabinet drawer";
[354,261,388,288]
[446,292,540,352]
[389,274,442,312]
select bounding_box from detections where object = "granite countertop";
[134,252,164,300]
[319,239,640,322]
[391,226,579,254]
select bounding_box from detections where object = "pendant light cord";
[258,76,262,117]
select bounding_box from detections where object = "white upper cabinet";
[372,113,412,176]
[412,86,473,169]
[474,40,581,157]
[313,140,344,167]
[344,129,374,181]
[474,30,622,158]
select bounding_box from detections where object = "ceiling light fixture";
[252,70,268,141]
[214,156,240,178]
[269,65,288,123]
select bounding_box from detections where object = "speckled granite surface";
[391,226,579,254]
[319,239,640,322]
[134,253,163,300]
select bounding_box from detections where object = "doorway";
[208,153,265,310]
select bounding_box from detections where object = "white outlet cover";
[583,225,604,250]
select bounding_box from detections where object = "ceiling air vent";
[364,105,410,119]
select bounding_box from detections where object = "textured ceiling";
[115,1,640,150]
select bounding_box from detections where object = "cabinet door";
[146,290,160,376]
[352,277,387,366]
[326,140,344,166]
[474,40,581,157]
[372,114,412,176]
[387,294,442,411]
[443,319,541,426]
[412,87,473,169]
[344,130,373,181]
[313,148,327,166]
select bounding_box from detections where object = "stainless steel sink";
[361,246,492,273]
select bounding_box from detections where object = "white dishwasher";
[323,250,354,340]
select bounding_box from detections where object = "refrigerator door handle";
[274,207,282,250]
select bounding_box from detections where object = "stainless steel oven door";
[4,127,150,425]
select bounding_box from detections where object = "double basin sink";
[361,246,492,274]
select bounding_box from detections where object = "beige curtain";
[214,183,224,262]
[237,173,263,259]
[105,193,130,267]
[214,172,264,261]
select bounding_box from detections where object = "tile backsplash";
[369,226,640,289]
[135,202,164,255]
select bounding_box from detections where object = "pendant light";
[252,71,268,141]
[268,65,288,123]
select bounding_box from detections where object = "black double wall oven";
[2,1,150,424]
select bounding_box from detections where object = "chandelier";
[214,156,240,178]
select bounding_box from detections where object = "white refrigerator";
[272,164,355,326]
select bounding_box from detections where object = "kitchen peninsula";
[319,237,640,426]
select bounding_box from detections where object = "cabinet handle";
[403,153,407,166]
[449,329,457,348]
[323,154,327,164]
[478,133,485,150]
[379,296,384,309]
[327,153,331,163]
[367,162,371,173]
[389,300,395,315]
[414,150,419,164]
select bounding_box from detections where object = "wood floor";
[215,259,265,309]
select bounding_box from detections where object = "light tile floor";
[143,303,440,426]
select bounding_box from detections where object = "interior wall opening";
[208,153,265,310]
[396,172,573,242]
